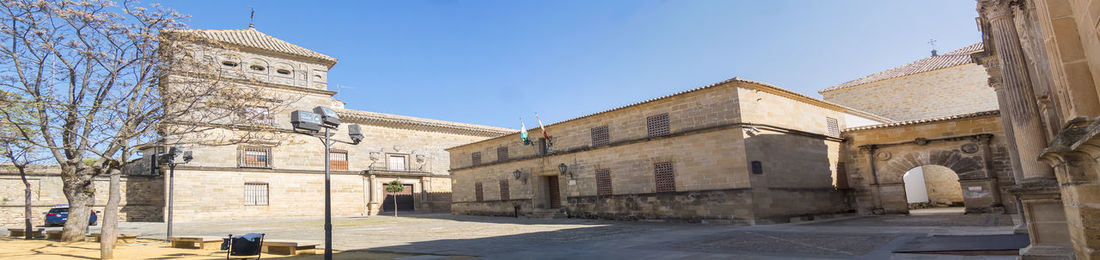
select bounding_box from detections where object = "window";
[221,60,239,67]
[654,162,675,193]
[238,106,272,126]
[249,65,265,71]
[471,152,482,166]
[239,146,272,168]
[497,147,509,161]
[244,183,269,206]
[276,69,292,75]
[647,113,670,137]
[388,155,407,171]
[596,169,612,196]
[330,150,348,171]
[751,161,764,175]
[826,117,840,137]
[591,126,610,147]
[499,180,510,200]
[474,182,484,202]
[538,139,548,155]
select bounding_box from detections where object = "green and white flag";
[520,118,530,145]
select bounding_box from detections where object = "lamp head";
[291,110,322,133]
[348,124,364,144]
[313,106,341,128]
[558,163,568,175]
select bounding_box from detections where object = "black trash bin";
[221,233,265,259]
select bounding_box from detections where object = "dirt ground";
[0,237,458,260]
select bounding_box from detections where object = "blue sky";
[157,0,982,128]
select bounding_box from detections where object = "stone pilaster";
[367,174,379,216]
[980,0,1055,182]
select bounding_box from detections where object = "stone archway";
[867,134,1004,214]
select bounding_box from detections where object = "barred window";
[591,126,610,147]
[244,183,269,206]
[239,146,272,168]
[471,152,482,166]
[654,162,675,193]
[388,155,407,171]
[596,169,612,196]
[647,113,670,138]
[497,147,509,161]
[499,180,510,200]
[330,150,348,171]
[826,117,840,137]
[475,182,484,202]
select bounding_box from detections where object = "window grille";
[388,155,407,171]
[330,150,348,170]
[591,126,610,147]
[499,180,510,200]
[239,146,272,168]
[751,161,764,174]
[654,162,675,193]
[471,152,482,166]
[826,117,840,137]
[596,169,612,196]
[244,183,269,206]
[647,113,670,137]
[497,147,509,161]
[475,182,484,202]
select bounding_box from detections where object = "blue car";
[44,206,97,227]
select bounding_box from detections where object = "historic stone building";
[149,27,512,222]
[974,0,1100,258]
[447,78,891,224]
[821,43,998,122]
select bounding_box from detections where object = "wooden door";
[383,184,415,211]
[547,176,561,209]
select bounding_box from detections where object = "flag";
[520,118,530,145]
[536,113,550,140]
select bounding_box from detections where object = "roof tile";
[821,43,983,93]
[163,27,337,67]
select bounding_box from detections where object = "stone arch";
[870,135,1003,214]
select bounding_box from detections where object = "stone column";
[981,0,1054,182]
[367,174,378,216]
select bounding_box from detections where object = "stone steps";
[528,209,567,219]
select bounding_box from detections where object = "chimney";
[931,49,938,57]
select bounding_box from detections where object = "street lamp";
[155,146,191,240]
[291,107,362,260]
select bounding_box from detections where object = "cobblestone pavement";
[72,213,1019,259]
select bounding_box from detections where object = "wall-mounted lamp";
[558,163,573,179]
[513,169,523,180]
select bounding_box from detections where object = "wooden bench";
[86,233,139,244]
[169,236,224,249]
[7,228,44,238]
[262,240,319,256]
[44,230,63,240]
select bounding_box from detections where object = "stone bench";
[86,233,139,244]
[44,230,63,240]
[169,236,224,249]
[262,240,319,256]
[7,228,44,238]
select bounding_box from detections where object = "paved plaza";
[51,211,1020,259]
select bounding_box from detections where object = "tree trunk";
[61,167,94,242]
[20,167,32,240]
[393,192,397,217]
[100,168,121,259]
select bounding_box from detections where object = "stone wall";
[565,189,756,224]
[0,170,163,227]
[821,64,997,121]
[921,165,964,205]
[842,112,1015,214]
[169,169,366,222]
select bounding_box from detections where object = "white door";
[903,167,930,203]
[388,155,406,171]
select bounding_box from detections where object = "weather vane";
[248,7,255,28]
[928,38,938,56]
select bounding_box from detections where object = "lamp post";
[291,107,362,260]
[156,146,191,240]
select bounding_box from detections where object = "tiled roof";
[844,110,999,132]
[820,43,984,93]
[337,109,514,137]
[163,27,338,67]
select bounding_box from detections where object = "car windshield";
[48,208,68,213]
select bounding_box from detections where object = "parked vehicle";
[43,205,98,227]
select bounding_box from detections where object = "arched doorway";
[902,165,965,213]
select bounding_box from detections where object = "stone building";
[974,0,1100,258]
[447,78,889,224]
[820,43,997,122]
[149,27,512,222]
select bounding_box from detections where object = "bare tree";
[0,1,298,256]
[0,105,44,240]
